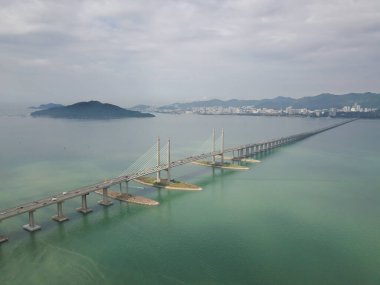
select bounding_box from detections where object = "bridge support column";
[0,234,7,243]
[53,202,69,222]
[0,222,8,243]
[125,181,129,194]
[98,188,113,206]
[23,211,41,232]
[77,194,92,214]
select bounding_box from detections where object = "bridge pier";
[23,211,41,232]
[0,234,7,243]
[0,221,8,243]
[98,187,113,206]
[52,201,69,222]
[77,194,92,214]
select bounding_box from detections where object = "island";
[29,103,64,110]
[30,101,155,119]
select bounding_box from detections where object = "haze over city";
[1,0,380,106]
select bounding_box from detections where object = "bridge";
[0,119,355,243]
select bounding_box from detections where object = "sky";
[0,0,380,107]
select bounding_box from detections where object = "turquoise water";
[0,108,380,284]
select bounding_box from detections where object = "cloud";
[0,0,379,105]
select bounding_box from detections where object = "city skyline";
[1,0,380,106]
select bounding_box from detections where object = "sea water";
[0,106,379,285]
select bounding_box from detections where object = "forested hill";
[31,101,155,119]
[158,92,380,110]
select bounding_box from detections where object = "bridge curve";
[0,119,356,243]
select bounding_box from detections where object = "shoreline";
[134,177,202,191]
[191,161,249,170]
[95,189,159,206]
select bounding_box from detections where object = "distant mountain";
[129,104,155,112]
[159,99,258,110]
[290,92,380,109]
[31,101,155,119]
[159,92,380,110]
[29,103,64,110]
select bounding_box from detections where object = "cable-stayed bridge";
[0,119,355,243]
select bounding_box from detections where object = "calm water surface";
[0,106,379,285]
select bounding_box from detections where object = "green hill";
[31,101,155,119]
[159,92,380,110]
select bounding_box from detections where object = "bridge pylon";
[211,128,224,165]
[156,137,171,183]
[156,136,161,182]
[166,138,171,181]
[212,128,216,164]
[221,128,224,164]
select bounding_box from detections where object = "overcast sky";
[1,0,379,106]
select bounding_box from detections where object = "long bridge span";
[0,119,355,243]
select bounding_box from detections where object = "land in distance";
[130,92,380,112]
[31,101,155,119]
